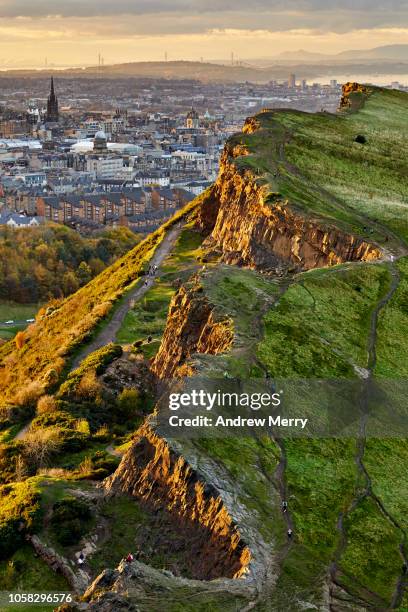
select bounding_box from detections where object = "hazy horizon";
[0,1,406,68]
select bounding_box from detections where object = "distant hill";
[81,61,258,82]
[275,44,408,63]
[338,44,408,61]
[1,53,408,83]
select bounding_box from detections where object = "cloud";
[0,0,406,33]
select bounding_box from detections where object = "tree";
[62,271,79,295]
[77,261,92,286]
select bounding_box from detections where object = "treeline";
[0,224,140,303]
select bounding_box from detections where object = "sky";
[0,0,406,67]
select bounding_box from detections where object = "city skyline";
[0,1,406,67]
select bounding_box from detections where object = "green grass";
[87,495,151,575]
[375,257,408,377]
[116,227,203,354]
[0,546,69,611]
[363,438,408,531]
[190,265,281,378]
[233,88,408,249]
[185,257,402,605]
[340,496,402,602]
[116,284,175,347]
[258,263,390,377]
[197,435,283,543]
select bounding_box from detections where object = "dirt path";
[15,420,32,440]
[70,223,182,372]
[106,444,123,458]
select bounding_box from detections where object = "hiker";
[282,501,288,513]
[125,552,134,563]
[287,529,293,539]
[147,335,153,343]
[144,279,149,286]
[403,562,408,575]
[78,552,85,566]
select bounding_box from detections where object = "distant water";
[310,73,408,86]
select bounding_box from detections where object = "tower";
[186,107,199,129]
[46,77,59,123]
[93,130,108,154]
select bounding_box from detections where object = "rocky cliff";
[196,142,381,272]
[151,280,233,379]
[339,82,372,111]
[104,422,250,581]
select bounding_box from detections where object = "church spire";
[46,76,59,123]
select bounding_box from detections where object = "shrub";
[57,343,123,401]
[51,497,92,546]
[22,428,62,469]
[74,419,90,436]
[0,480,42,559]
[93,425,110,442]
[14,332,25,350]
[78,456,93,476]
[75,450,119,481]
[116,388,142,420]
[37,395,57,415]
[14,381,44,408]
[76,371,102,401]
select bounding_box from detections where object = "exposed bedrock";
[197,147,381,271]
[104,423,251,581]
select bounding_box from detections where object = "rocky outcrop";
[196,141,381,272]
[104,422,250,581]
[29,535,88,594]
[339,82,372,111]
[151,281,233,379]
[84,559,253,611]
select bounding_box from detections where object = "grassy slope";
[116,227,203,357]
[175,260,393,606]
[256,264,403,605]
[184,89,408,606]
[0,88,407,607]
[235,86,408,248]
[0,198,200,404]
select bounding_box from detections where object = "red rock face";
[105,423,251,580]
[200,148,381,272]
[151,282,233,380]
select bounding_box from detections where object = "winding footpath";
[70,223,182,372]
[14,223,182,442]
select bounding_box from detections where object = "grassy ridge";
[188,257,404,603]
[0,197,200,405]
[235,87,408,248]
